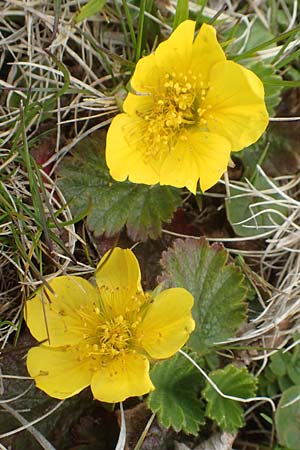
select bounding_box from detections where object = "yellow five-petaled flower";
[106,20,269,194]
[25,248,195,403]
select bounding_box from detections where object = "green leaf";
[203,364,257,433]
[228,20,274,56]
[247,61,283,116]
[270,352,288,377]
[276,386,300,449]
[267,383,279,398]
[148,353,205,435]
[75,0,106,23]
[259,348,300,398]
[260,413,273,425]
[173,0,189,30]
[159,239,248,353]
[274,447,295,450]
[235,127,300,180]
[287,362,300,385]
[278,375,293,393]
[57,133,181,240]
[226,172,288,238]
[231,24,300,62]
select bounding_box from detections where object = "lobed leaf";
[57,133,181,241]
[159,239,248,353]
[203,364,257,433]
[259,348,300,398]
[275,385,300,450]
[148,353,205,435]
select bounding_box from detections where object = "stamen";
[132,71,211,160]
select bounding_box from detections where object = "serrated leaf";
[276,386,300,449]
[203,365,257,433]
[159,239,247,352]
[226,172,288,238]
[57,133,181,241]
[75,0,106,23]
[148,353,205,435]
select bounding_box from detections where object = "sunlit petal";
[154,20,195,73]
[205,60,269,150]
[123,91,154,116]
[96,247,141,292]
[25,276,100,347]
[106,113,160,183]
[190,23,226,86]
[159,130,231,193]
[91,353,154,402]
[129,53,161,94]
[27,346,93,399]
[138,288,195,359]
[95,247,148,317]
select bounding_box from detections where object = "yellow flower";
[25,248,195,403]
[106,20,268,194]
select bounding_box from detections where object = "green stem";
[136,0,146,62]
[122,0,137,49]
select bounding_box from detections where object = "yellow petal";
[138,288,195,359]
[96,247,141,292]
[129,53,161,94]
[25,276,100,347]
[91,353,154,403]
[205,60,269,150]
[96,247,146,316]
[106,113,160,184]
[159,130,231,193]
[123,91,154,116]
[154,20,195,72]
[190,23,226,85]
[27,346,92,399]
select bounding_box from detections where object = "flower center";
[74,305,134,361]
[79,314,133,361]
[96,315,132,356]
[73,291,152,366]
[139,72,209,159]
